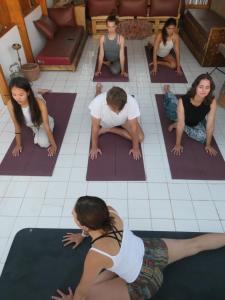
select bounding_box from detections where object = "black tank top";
[182,95,210,127]
[91,225,123,247]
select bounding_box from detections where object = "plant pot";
[21,63,40,82]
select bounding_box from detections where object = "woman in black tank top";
[163,74,217,156]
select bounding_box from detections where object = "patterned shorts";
[128,238,168,300]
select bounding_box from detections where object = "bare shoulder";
[36,97,46,108]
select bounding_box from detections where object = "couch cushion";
[36,26,84,65]
[88,0,117,17]
[149,0,180,17]
[48,4,76,27]
[118,0,147,17]
[186,9,225,37]
[34,16,58,39]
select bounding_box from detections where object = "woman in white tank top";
[52,196,225,300]
[7,77,57,157]
[148,18,182,76]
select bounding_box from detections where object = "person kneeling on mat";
[95,14,127,77]
[52,195,225,300]
[7,77,57,157]
[148,17,181,76]
[88,83,144,160]
[163,73,217,156]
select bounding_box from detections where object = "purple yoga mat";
[86,133,146,181]
[0,93,76,176]
[145,46,188,84]
[93,47,129,82]
[156,94,225,180]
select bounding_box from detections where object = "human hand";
[121,71,128,77]
[52,287,73,300]
[171,144,183,156]
[89,148,102,160]
[129,148,141,160]
[12,145,22,157]
[151,65,157,76]
[95,70,101,76]
[205,145,217,156]
[176,66,182,75]
[62,233,85,249]
[48,144,57,157]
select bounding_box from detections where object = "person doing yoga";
[52,196,225,300]
[88,83,144,160]
[95,15,127,77]
[149,18,181,76]
[7,77,57,157]
[163,73,217,156]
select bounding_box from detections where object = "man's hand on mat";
[121,71,128,77]
[95,70,101,76]
[151,65,157,76]
[171,144,183,156]
[176,66,182,75]
[52,287,73,300]
[48,144,57,157]
[62,233,84,249]
[129,148,141,160]
[89,148,102,160]
[12,145,22,157]
[205,145,217,156]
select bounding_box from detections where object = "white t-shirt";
[88,92,140,128]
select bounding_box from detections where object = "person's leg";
[86,277,130,300]
[122,120,144,143]
[33,116,54,148]
[162,233,225,265]
[163,85,178,128]
[109,60,121,75]
[157,54,177,69]
[184,121,207,144]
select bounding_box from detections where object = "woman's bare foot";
[99,127,109,135]
[168,122,177,132]
[96,83,103,95]
[164,85,170,94]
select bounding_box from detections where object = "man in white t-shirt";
[88,84,144,160]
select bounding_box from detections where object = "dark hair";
[186,73,215,105]
[106,86,127,111]
[75,196,114,232]
[162,18,177,45]
[9,77,42,126]
[106,13,119,25]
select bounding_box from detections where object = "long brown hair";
[161,18,176,45]
[186,73,215,105]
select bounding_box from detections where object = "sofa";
[34,5,87,71]
[87,0,181,35]
[181,8,225,67]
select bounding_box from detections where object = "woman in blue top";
[52,196,225,300]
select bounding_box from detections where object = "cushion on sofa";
[34,16,58,39]
[88,0,117,17]
[48,4,76,27]
[36,26,84,65]
[118,0,147,17]
[149,0,180,17]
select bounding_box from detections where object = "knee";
[37,139,50,148]
[170,61,177,69]
[110,67,120,75]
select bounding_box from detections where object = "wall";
[24,5,46,57]
[0,25,26,80]
[211,0,225,19]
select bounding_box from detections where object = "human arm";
[62,230,89,249]
[37,98,57,156]
[173,33,182,74]
[7,101,23,156]
[119,35,127,77]
[89,117,102,159]
[205,99,217,156]
[171,98,185,156]
[95,36,104,76]
[128,118,141,160]
[151,33,161,75]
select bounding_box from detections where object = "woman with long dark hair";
[149,18,181,76]
[7,77,57,157]
[163,73,217,156]
[95,14,127,77]
[52,196,225,300]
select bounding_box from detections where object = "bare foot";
[163,85,170,93]
[99,127,109,135]
[96,82,103,95]
[168,122,177,132]
[103,60,111,66]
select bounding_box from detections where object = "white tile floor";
[0,37,225,275]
